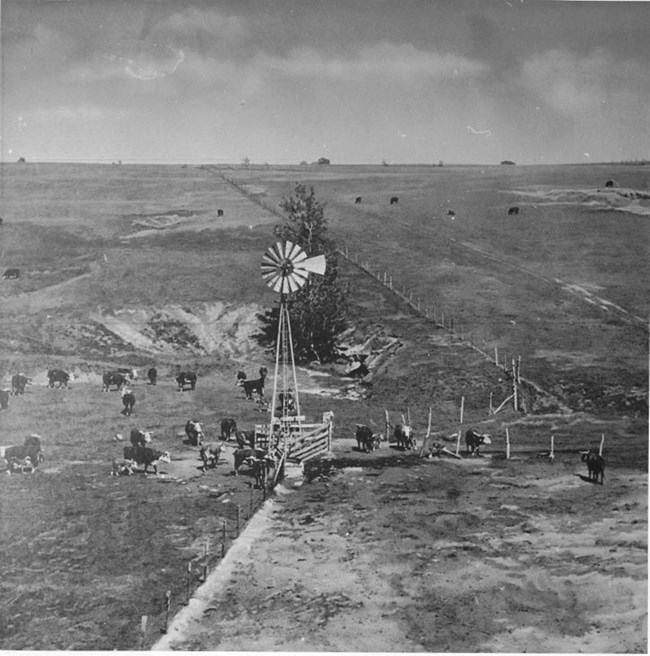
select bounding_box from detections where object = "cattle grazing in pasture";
[111,458,136,476]
[355,425,380,453]
[394,424,416,450]
[233,448,267,476]
[123,446,170,474]
[3,268,20,280]
[147,367,157,385]
[199,443,222,471]
[355,196,362,204]
[176,371,197,391]
[235,430,255,449]
[121,389,136,416]
[0,389,9,410]
[185,420,204,446]
[390,196,399,205]
[217,209,224,217]
[102,371,129,392]
[1,435,44,472]
[508,206,520,215]
[11,374,31,396]
[447,210,456,217]
[47,368,70,388]
[465,429,491,456]
[242,367,267,400]
[129,428,152,448]
[605,180,614,188]
[580,450,605,484]
[220,418,238,441]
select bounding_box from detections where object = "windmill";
[261,240,326,451]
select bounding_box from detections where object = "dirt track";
[154,443,647,653]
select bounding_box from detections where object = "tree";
[256,185,349,364]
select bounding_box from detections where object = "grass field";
[0,162,647,650]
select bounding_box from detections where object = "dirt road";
[153,445,647,653]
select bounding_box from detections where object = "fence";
[253,417,333,463]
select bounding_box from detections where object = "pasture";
[0,162,647,650]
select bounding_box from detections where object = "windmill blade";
[294,254,326,276]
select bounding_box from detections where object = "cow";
[121,389,136,416]
[129,428,152,448]
[123,446,170,474]
[220,418,238,441]
[102,372,129,392]
[1,435,44,469]
[47,368,70,388]
[356,425,381,452]
[355,196,362,204]
[447,210,456,217]
[3,268,20,280]
[147,367,157,385]
[508,206,520,215]
[0,389,9,410]
[390,196,399,205]
[199,443,222,471]
[580,450,605,484]
[235,430,255,449]
[111,458,136,476]
[605,180,614,188]
[252,455,276,489]
[176,372,197,391]
[185,420,204,446]
[217,209,224,217]
[116,367,138,380]
[465,428,492,456]
[233,448,267,476]
[242,368,267,400]
[11,374,30,396]
[394,424,416,450]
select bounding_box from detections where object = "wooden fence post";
[599,434,605,456]
[455,430,462,456]
[460,396,465,425]
[385,409,390,444]
[494,345,498,365]
[163,591,171,634]
[406,407,412,426]
[221,520,227,557]
[236,505,241,538]
[140,615,148,650]
[505,428,511,459]
[516,355,521,383]
[489,391,493,416]
[550,434,555,462]
[203,539,209,582]
[186,561,192,605]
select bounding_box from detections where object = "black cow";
[242,368,266,400]
[390,196,399,205]
[355,196,362,204]
[1,435,44,470]
[3,268,20,280]
[11,374,30,396]
[102,372,129,392]
[355,425,380,452]
[220,418,237,440]
[233,448,267,476]
[235,430,255,449]
[252,455,276,488]
[465,428,491,456]
[217,209,224,217]
[130,428,152,448]
[508,206,520,215]
[605,180,614,188]
[394,424,416,450]
[121,390,135,416]
[0,389,9,410]
[176,372,197,391]
[185,420,204,446]
[580,450,605,484]
[199,443,222,471]
[447,210,456,217]
[123,446,170,474]
[147,367,157,385]
[47,369,70,388]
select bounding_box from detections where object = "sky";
[1,0,649,165]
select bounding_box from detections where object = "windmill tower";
[261,240,326,451]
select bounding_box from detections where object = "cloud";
[520,48,650,117]
[153,7,249,41]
